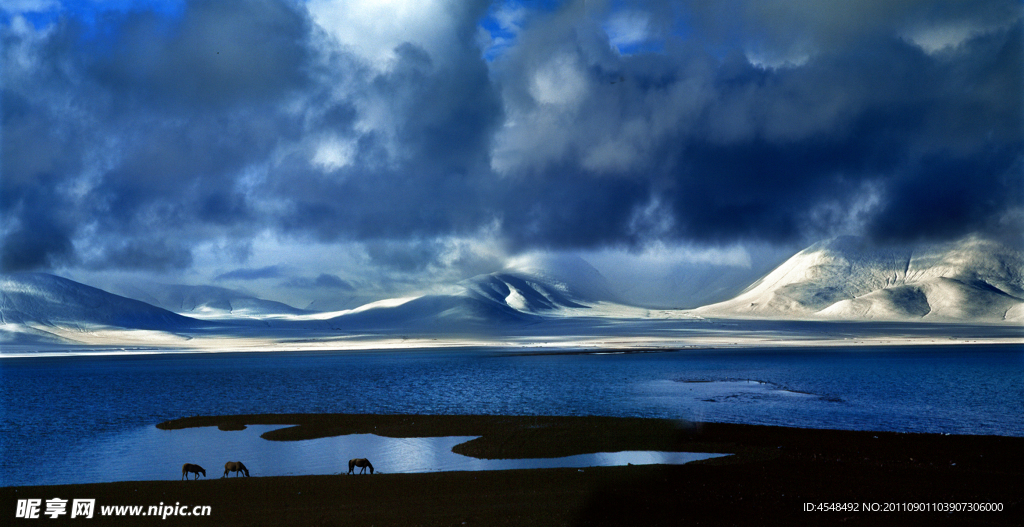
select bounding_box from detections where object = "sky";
[2,0,1022,309]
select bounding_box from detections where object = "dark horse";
[181,463,205,480]
[348,458,374,474]
[223,461,250,478]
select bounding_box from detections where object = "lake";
[1,344,1021,487]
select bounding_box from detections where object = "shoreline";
[3,315,1021,358]
[1,336,1020,359]
[5,414,1023,525]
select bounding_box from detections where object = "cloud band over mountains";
[2,0,1021,275]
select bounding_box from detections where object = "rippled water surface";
[2,345,1021,486]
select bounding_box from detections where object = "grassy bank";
[5,414,1022,526]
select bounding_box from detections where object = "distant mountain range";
[280,254,635,331]
[0,254,628,344]
[2,235,1021,346]
[109,283,311,318]
[696,235,1024,322]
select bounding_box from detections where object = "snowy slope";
[696,236,1024,322]
[463,272,589,313]
[501,254,621,305]
[0,273,202,343]
[317,293,537,331]
[456,254,659,318]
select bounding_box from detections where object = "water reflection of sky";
[51,425,726,484]
[645,379,820,402]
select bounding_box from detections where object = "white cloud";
[603,10,651,54]
[529,52,589,106]
[307,0,461,71]
[491,49,593,173]
[901,18,1019,54]
[745,47,811,70]
[2,0,59,14]
[312,135,357,171]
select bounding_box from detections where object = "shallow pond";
[52,425,727,483]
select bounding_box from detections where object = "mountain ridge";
[2,235,1020,348]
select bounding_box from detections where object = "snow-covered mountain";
[290,255,635,329]
[110,283,309,318]
[462,254,621,314]
[0,258,628,346]
[0,273,202,344]
[696,235,1024,322]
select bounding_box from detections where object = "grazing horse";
[181,463,205,480]
[348,458,374,474]
[223,461,250,478]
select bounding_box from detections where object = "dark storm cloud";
[88,0,312,109]
[496,165,653,251]
[0,175,77,271]
[488,0,1023,247]
[2,0,314,272]
[314,273,354,290]
[866,146,1024,244]
[216,265,287,281]
[89,239,194,272]
[2,0,1020,276]
[283,273,356,291]
[264,10,503,242]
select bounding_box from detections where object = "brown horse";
[348,458,374,474]
[223,461,250,478]
[181,463,205,480]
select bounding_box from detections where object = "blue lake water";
[1,345,1022,487]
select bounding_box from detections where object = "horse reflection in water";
[348,458,374,474]
[181,463,205,480]
[223,461,250,477]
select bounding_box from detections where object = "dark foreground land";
[4,414,1022,526]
